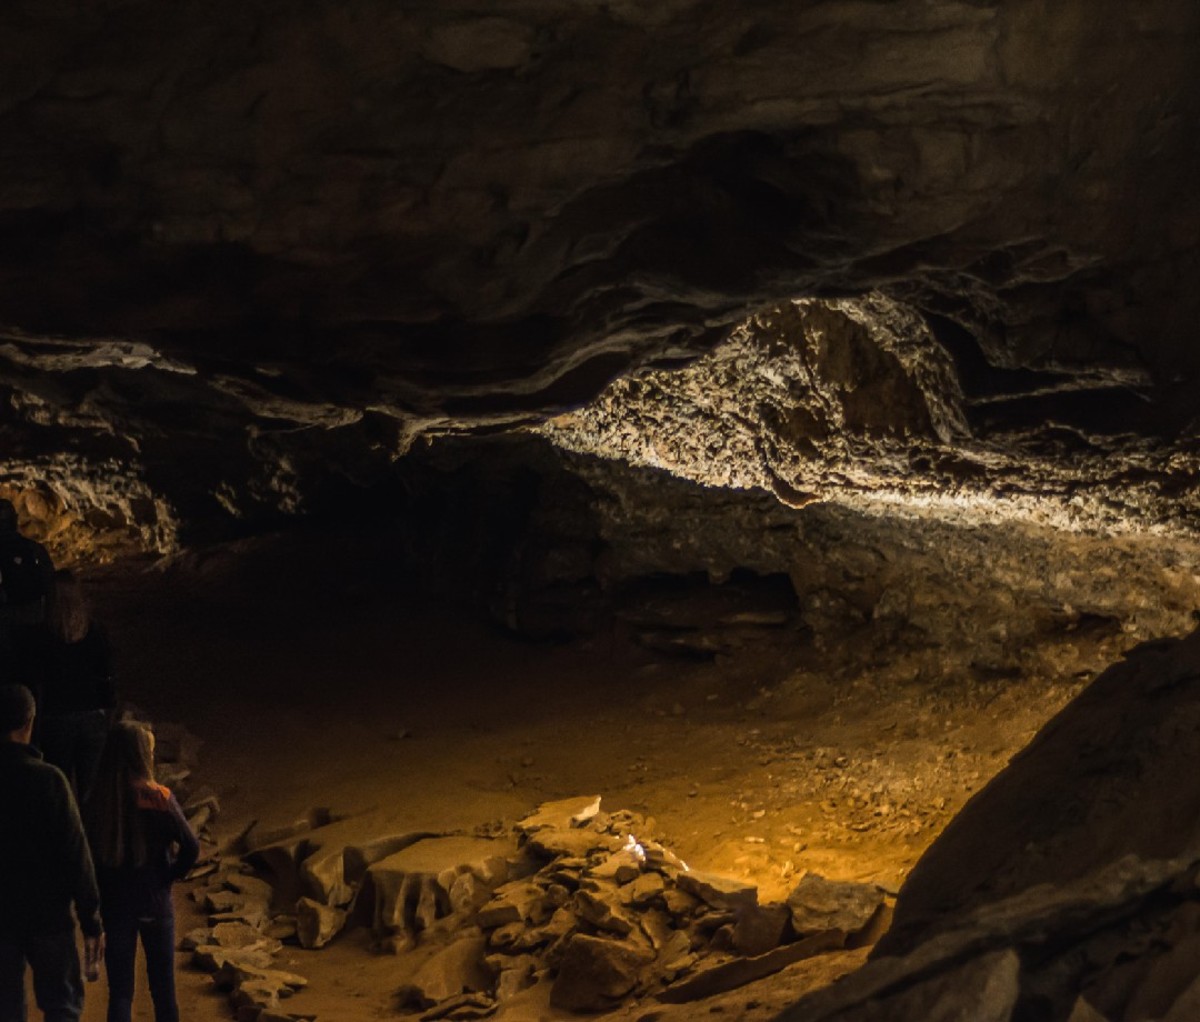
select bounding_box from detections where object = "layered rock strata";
[1,2,1199,551]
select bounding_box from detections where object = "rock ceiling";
[1,1,1199,554]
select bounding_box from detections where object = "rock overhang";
[0,0,1198,553]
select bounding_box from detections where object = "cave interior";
[4,3,1200,1020]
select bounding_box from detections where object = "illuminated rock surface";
[4,4,1200,1021]
[0,1,1198,554]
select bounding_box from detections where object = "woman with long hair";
[37,569,116,801]
[84,720,199,1022]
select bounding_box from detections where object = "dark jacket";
[38,623,116,716]
[93,781,199,920]
[0,531,54,611]
[0,741,102,937]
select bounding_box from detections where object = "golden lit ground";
[71,534,1117,1022]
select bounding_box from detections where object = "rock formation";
[0,1,1197,553]
[4,6,1200,1018]
[773,627,1200,1022]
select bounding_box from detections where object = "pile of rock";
[147,719,221,844]
[190,794,889,1020]
[181,853,323,1021]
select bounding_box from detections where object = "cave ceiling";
[1,0,1199,554]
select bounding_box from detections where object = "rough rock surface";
[0,2,1198,551]
[876,626,1200,958]
[541,297,1200,536]
[761,626,1200,1022]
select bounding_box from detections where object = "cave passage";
[4,2,1200,1017]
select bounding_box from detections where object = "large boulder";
[877,628,1200,958]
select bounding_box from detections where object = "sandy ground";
[59,530,1119,1022]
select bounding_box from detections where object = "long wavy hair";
[85,721,156,869]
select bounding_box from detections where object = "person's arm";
[50,769,103,938]
[165,793,201,880]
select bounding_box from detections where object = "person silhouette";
[84,721,198,1022]
[37,572,116,803]
[0,499,56,694]
[0,682,105,1022]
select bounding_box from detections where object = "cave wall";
[2,0,1200,546]
[390,433,1200,675]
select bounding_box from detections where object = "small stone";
[514,905,576,950]
[295,896,347,949]
[732,903,791,956]
[526,827,621,859]
[624,872,666,907]
[477,881,551,929]
[209,901,270,928]
[449,872,492,916]
[592,849,644,884]
[180,927,214,951]
[396,936,493,1008]
[785,873,885,940]
[212,921,281,953]
[213,961,307,997]
[575,885,636,936]
[186,861,219,882]
[642,841,688,878]
[516,796,602,835]
[420,991,497,1020]
[223,874,276,903]
[662,887,702,918]
[676,871,758,912]
[264,916,298,942]
[487,922,525,949]
[193,946,278,973]
[549,934,656,1012]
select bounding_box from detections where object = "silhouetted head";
[0,684,36,738]
[101,720,156,783]
[0,499,17,534]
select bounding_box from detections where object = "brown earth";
[68,530,1124,1022]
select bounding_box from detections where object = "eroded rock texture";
[542,296,1200,534]
[1,1,1199,553]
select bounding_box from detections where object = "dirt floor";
[65,529,1125,1022]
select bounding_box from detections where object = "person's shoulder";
[134,780,173,811]
[13,750,73,797]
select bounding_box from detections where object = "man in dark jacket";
[0,499,56,693]
[0,684,104,1022]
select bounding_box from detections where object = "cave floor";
[74,532,1120,1022]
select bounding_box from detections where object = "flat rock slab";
[194,946,278,973]
[212,921,283,953]
[370,835,515,936]
[676,870,757,912]
[525,827,621,859]
[476,881,552,929]
[214,961,308,997]
[657,929,846,1004]
[247,810,434,908]
[516,796,602,835]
